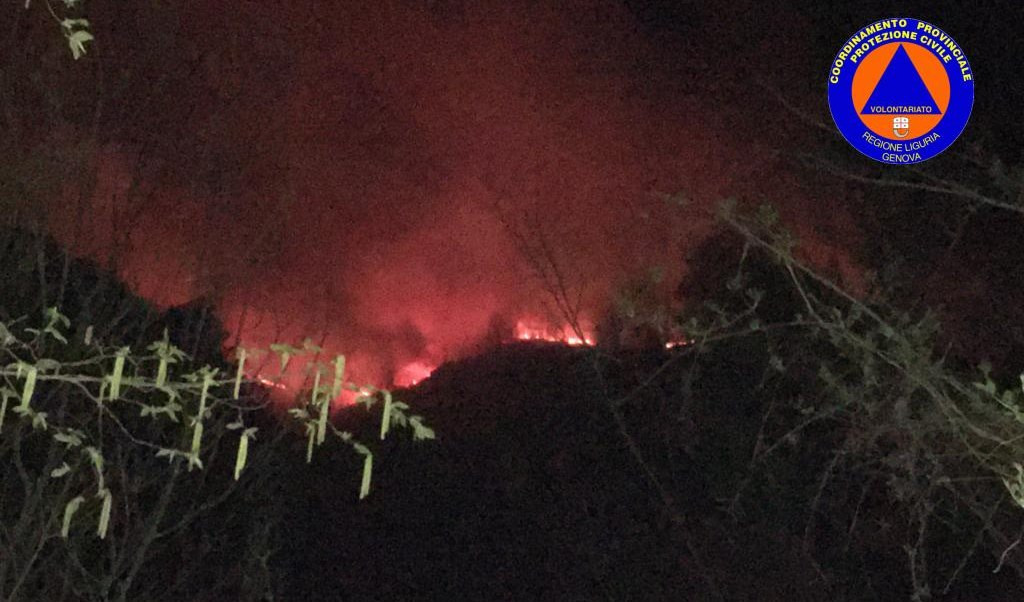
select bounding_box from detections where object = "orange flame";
[246,315,602,404]
[256,376,288,390]
[513,318,595,347]
[394,360,436,387]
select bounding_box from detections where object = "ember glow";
[394,360,437,388]
[256,376,288,391]
[513,318,596,347]
[244,314,606,405]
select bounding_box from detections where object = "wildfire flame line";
[512,318,595,347]
[251,317,692,399]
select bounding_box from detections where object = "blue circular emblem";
[828,18,974,164]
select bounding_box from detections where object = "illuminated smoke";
[44,2,858,397]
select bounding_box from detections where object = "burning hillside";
[34,0,857,401]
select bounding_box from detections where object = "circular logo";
[828,18,974,164]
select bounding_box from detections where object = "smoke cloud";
[47,1,856,389]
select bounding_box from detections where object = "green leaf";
[35,358,61,373]
[84,446,104,485]
[359,453,373,500]
[311,368,327,445]
[189,421,204,472]
[270,343,299,372]
[233,347,247,399]
[0,387,12,431]
[62,496,85,538]
[316,393,330,446]
[156,357,168,388]
[305,425,315,463]
[60,18,90,31]
[409,416,436,441]
[302,337,322,354]
[45,327,68,344]
[51,462,72,478]
[1002,389,1018,407]
[68,30,93,60]
[155,448,188,464]
[20,365,37,410]
[331,355,346,402]
[233,430,251,481]
[110,348,127,399]
[973,380,997,396]
[54,431,83,447]
[389,408,408,428]
[157,383,180,401]
[379,391,393,440]
[97,489,112,539]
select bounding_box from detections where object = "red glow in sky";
[41,2,860,395]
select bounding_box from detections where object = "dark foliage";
[0,226,295,601]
